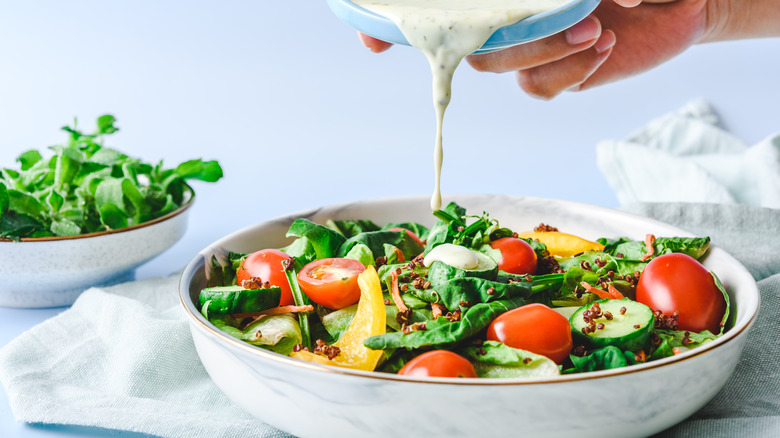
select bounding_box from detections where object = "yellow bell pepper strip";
[290,265,386,371]
[517,231,604,258]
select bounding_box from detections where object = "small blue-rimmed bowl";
[327,0,601,54]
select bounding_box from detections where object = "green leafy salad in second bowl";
[0,115,222,240]
[200,202,732,379]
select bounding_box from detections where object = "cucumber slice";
[570,298,654,351]
[321,304,358,341]
[199,285,282,316]
[552,306,580,320]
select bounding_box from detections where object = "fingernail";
[594,30,616,54]
[565,16,600,46]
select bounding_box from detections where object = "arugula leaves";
[425,202,514,254]
[0,115,222,240]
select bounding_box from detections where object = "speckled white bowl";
[1,195,193,308]
[179,195,759,438]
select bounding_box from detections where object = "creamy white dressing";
[353,0,568,210]
[423,243,479,270]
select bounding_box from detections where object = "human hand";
[357,0,778,99]
[358,32,393,53]
[466,0,708,98]
[357,1,705,98]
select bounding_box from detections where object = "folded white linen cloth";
[0,276,290,438]
[597,100,780,208]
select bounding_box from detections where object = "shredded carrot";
[580,282,623,300]
[431,303,447,319]
[634,350,646,362]
[640,234,657,262]
[672,347,682,355]
[606,284,625,299]
[233,304,314,320]
[390,271,409,314]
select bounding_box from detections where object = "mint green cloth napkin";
[0,276,290,438]
[597,101,779,436]
[625,203,780,437]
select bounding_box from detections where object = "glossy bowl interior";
[326,0,601,54]
[0,193,193,308]
[180,195,759,438]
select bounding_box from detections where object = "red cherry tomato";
[489,237,537,275]
[297,258,366,309]
[236,249,294,306]
[636,253,726,334]
[486,303,572,364]
[388,227,425,248]
[399,350,477,378]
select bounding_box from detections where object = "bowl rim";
[1,190,194,243]
[327,0,601,54]
[179,194,761,386]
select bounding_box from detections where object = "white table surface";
[1,1,779,437]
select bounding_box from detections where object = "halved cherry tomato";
[297,258,366,309]
[636,253,726,334]
[236,249,293,306]
[489,237,537,275]
[388,227,425,248]
[486,303,572,364]
[399,350,477,378]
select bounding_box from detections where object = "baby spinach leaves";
[363,297,526,350]
[200,285,282,316]
[598,236,710,261]
[460,341,559,379]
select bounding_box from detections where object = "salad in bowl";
[197,201,730,379]
[179,195,758,437]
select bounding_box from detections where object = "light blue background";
[1,1,778,436]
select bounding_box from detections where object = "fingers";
[358,32,393,53]
[614,0,678,5]
[467,14,602,73]
[516,30,616,99]
[613,0,643,6]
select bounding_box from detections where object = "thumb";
[358,32,393,53]
[613,0,677,6]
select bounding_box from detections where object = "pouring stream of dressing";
[353,0,569,210]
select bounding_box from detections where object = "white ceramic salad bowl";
[0,195,192,308]
[179,194,759,438]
